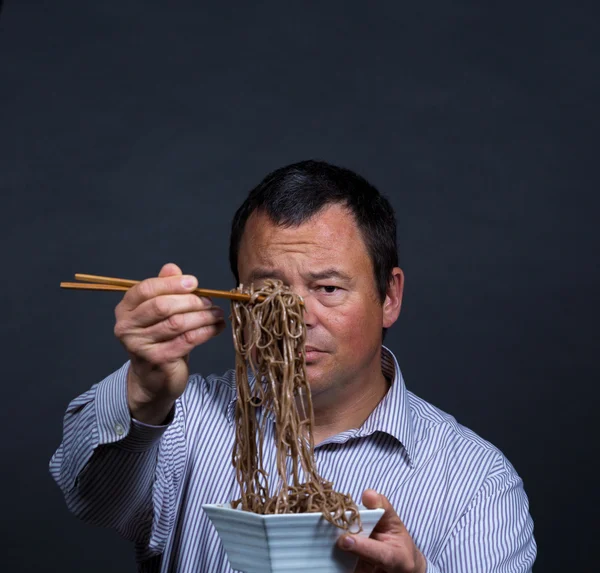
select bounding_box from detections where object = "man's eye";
[320,286,339,294]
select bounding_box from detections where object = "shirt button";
[115,423,125,436]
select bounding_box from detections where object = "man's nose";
[301,293,317,328]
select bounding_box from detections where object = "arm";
[431,456,536,573]
[49,362,186,559]
[50,262,225,558]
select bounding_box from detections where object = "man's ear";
[382,268,404,329]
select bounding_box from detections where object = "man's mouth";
[304,346,325,362]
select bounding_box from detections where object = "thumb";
[158,262,183,278]
[361,489,383,510]
[362,489,405,535]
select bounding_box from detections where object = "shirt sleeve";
[49,362,189,561]
[430,453,536,573]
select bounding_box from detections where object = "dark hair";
[229,160,398,302]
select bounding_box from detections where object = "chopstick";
[60,273,260,303]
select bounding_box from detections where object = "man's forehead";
[243,204,361,245]
[237,204,372,281]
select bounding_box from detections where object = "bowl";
[202,502,384,573]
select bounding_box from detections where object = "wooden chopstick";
[59,273,266,303]
[60,283,129,292]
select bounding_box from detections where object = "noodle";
[229,279,361,531]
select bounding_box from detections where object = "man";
[50,160,536,572]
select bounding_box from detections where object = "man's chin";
[305,364,334,397]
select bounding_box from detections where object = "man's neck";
[309,366,391,446]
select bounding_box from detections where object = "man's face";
[237,203,402,401]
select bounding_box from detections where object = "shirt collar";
[352,346,415,466]
[225,346,415,466]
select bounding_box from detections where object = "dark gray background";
[1,1,597,571]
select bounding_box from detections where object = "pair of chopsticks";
[60,274,257,303]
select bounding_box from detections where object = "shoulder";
[407,390,521,487]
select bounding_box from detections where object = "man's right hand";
[114,262,226,424]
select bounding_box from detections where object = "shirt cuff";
[425,558,441,573]
[117,412,174,452]
[94,361,175,452]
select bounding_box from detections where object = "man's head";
[229,160,403,402]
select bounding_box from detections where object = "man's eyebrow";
[246,268,352,284]
[247,268,286,283]
[306,269,352,282]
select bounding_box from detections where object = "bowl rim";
[202,502,385,518]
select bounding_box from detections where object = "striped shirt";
[50,347,536,572]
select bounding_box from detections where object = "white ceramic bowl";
[202,502,384,573]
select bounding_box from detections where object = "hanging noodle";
[229,279,361,531]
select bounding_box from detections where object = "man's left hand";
[337,489,427,573]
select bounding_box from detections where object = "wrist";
[127,369,175,425]
[129,398,175,425]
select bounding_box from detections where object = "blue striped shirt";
[50,347,536,572]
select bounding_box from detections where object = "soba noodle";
[230,279,360,531]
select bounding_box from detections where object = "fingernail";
[212,307,224,317]
[200,297,212,306]
[182,276,196,289]
[341,536,354,549]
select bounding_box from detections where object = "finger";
[146,307,226,343]
[129,293,215,329]
[337,534,395,571]
[137,319,227,364]
[362,489,406,535]
[121,274,199,311]
[158,262,184,278]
